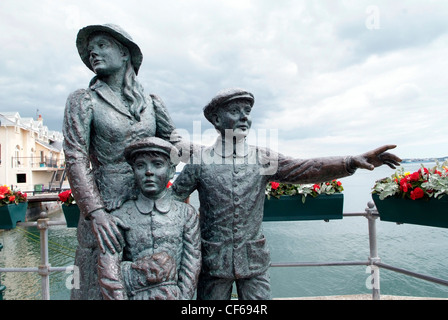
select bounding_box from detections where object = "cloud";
[0,0,447,160]
[337,1,448,61]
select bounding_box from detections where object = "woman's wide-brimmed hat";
[76,23,143,75]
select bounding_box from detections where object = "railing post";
[37,212,51,300]
[0,242,5,300]
[366,201,381,300]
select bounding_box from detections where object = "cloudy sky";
[1,0,447,160]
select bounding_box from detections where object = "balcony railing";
[11,157,65,169]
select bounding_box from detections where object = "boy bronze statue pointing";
[172,88,401,300]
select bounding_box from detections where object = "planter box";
[263,194,344,222]
[372,193,448,229]
[0,284,6,300]
[0,202,28,229]
[62,204,80,228]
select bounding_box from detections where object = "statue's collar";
[89,79,133,119]
[134,189,172,215]
[212,136,249,158]
[89,77,103,90]
[89,78,113,94]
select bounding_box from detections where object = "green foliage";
[266,180,344,203]
[372,161,448,201]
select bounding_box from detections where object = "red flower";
[409,172,420,182]
[58,190,72,203]
[270,182,280,190]
[410,187,424,200]
[313,184,320,192]
[337,181,342,186]
[399,178,412,193]
[0,186,9,195]
[9,195,15,202]
[15,191,27,199]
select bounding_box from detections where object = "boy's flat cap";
[124,137,179,165]
[203,88,254,123]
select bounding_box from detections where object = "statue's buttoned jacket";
[173,138,354,279]
[111,193,201,300]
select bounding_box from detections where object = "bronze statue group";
[64,24,401,300]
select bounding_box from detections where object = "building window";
[14,145,20,167]
[17,173,26,183]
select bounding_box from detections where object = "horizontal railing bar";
[343,212,379,217]
[374,262,448,287]
[15,222,38,227]
[0,267,71,273]
[343,212,368,217]
[27,194,60,202]
[271,260,448,289]
[271,261,369,268]
[16,220,67,227]
[0,267,38,273]
[49,267,72,272]
[270,260,448,288]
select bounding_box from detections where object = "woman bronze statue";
[63,24,185,299]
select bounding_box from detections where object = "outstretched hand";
[352,145,402,171]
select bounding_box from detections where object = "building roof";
[35,139,62,153]
[0,113,16,126]
[0,111,63,144]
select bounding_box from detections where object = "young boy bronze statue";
[98,137,201,300]
[172,88,401,300]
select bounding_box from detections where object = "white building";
[0,112,68,193]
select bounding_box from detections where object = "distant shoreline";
[401,157,447,164]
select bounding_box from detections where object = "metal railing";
[270,202,448,299]
[0,214,70,300]
[11,157,65,169]
[1,200,448,300]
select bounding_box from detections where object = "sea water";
[1,163,447,299]
[265,162,448,298]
